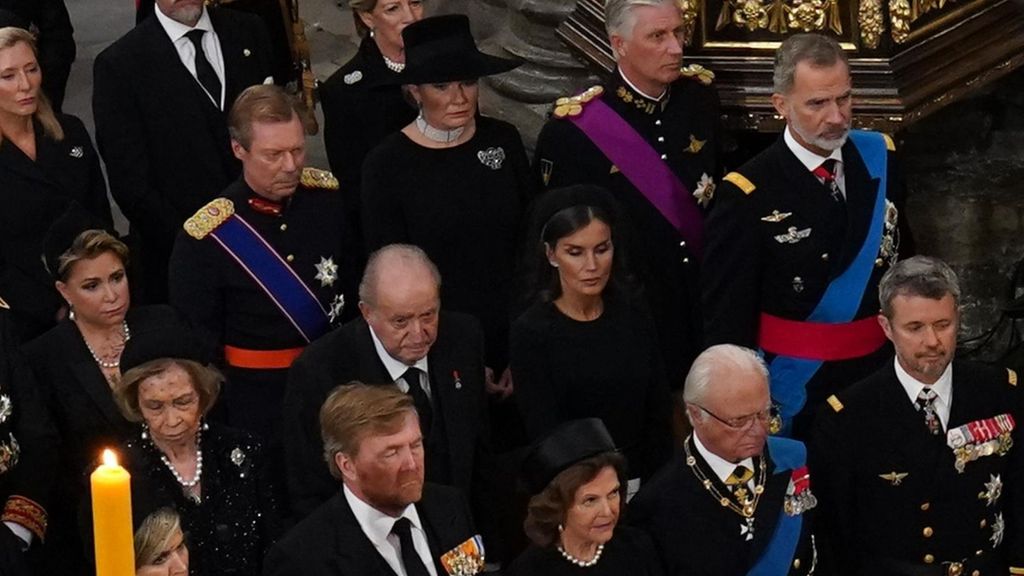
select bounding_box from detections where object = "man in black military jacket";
[811,256,1024,575]
[170,85,355,450]
[94,0,274,303]
[631,344,816,575]
[0,298,59,576]
[702,33,912,438]
[284,245,487,523]
[265,383,480,576]
[533,0,721,385]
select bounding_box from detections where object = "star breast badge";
[314,256,338,287]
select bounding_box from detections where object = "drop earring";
[549,261,559,268]
[141,423,149,440]
[369,28,375,38]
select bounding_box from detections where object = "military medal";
[686,134,706,154]
[760,210,792,223]
[314,257,338,287]
[979,474,1002,506]
[947,413,1015,473]
[477,147,505,170]
[774,226,812,244]
[783,466,817,516]
[0,394,10,424]
[328,294,346,324]
[879,471,909,486]
[440,535,486,575]
[693,173,715,208]
[0,432,19,474]
[683,436,766,543]
[991,513,1005,548]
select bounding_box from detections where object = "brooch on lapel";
[477,147,505,170]
[947,413,1015,473]
[440,535,485,575]
[69,146,84,159]
[344,70,363,85]
[243,48,252,57]
[783,466,817,516]
[0,395,11,424]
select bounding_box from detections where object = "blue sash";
[210,214,329,343]
[768,130,889,434]
[747,437,807,576]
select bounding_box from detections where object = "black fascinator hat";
[522,418,618,494]
[42,202,109,280]
[395,14,520,85]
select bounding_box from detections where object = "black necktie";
[402,367,432,437]
[391,517,432,576]
[184,29,222,106]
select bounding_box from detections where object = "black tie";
[402,367,432,437]
[184,29,222,106]
[391,517,432,576]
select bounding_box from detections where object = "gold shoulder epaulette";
[827,395,844,413]
[553,85,604,119]
[723,172,756,195]
[1008,368,1017,387]
[680,64,715,85]
[882,133,895,151]
[1008,566,1024,575]
[0,296,7,310]
[183,198,235,240]
[301,167,339,190]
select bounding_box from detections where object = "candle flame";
[102,449,118,467]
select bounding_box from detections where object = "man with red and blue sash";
[702,33,913,439]
[533,0,721,387]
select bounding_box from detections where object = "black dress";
[361,117,534,370]
[506,527,664,576]
[510,298,672,480]
[122,422,281,576]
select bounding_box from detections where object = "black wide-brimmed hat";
[522,418,618,494]
[394,14,520,85]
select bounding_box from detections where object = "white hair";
[683,345,768,421]
[604,0,677,41]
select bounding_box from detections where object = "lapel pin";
[453,370,462,390]
[878,471,908,486]
[69,146,84,158]
[243,48,251,57]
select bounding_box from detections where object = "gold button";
[280,223,288,231]
[980,519,987,528]
[948,563,963,576]
[923,526,933,537]
[920,502,930,511]
[286,254,295,262]
[923,554,935,564]
[972,570,980,576]
[683,258,689,263]
[793,559,801,569]
[821,253,829,261]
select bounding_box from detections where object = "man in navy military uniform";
[811,256,1023,575]
[533,0,721,386]
[702,33,912,438]
[169,85,356,453]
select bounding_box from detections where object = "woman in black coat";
[0,26,111,342]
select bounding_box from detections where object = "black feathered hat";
[522,418,617,494]
[393,14,520,85]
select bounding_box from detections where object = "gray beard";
[167,5,203,27]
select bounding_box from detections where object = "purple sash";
[569,98,704,255]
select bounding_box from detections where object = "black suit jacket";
[702,133,913,436]
[810,360,1024,575]
[629,437,815,576]
[92,8,273,302]
[284,313,487,521]
[263,483,476,576]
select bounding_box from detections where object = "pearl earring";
[549,261,559,268]
[141,423,149,440]
[369,28,375,38]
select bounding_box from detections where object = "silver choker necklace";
[557,543,604,568]
[415,115,465,144]
[383,55,405,73]
[83,321,131,369]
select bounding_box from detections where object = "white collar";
[154,5,213,43]
[368,324,430,382]
[784,125,843,173]
[894,357,953,426]
[692,431,755,485]
[343,484,423,547]
[618,68,667,102]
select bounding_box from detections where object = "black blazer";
[0,115,111,342]
[263,483,476,576]
[92,8,273,302]
[284,313,487,521]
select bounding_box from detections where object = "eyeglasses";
[696,404,780,431]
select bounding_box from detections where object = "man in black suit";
[630,344,816,575]
[265,383,481,576]
[811,256,1023,575]
[284,244,487,522]
[93,0,274,303]
[702,33,912,438]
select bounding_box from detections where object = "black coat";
[809,360,1024,575]
[0,301,59,576]
[0,115,111,342]
[263,483,477,576]
[533,69,722,385]
[93,8,274,303]
[702,134,912,436]
[284,314,487,522]
[629,437,816,576]
[0,0,75,111]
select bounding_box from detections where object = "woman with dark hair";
[0,26,111,342]
[511,185,672,485]
[508,419,662,576]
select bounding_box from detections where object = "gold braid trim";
[183,198,235,240]
[2,495,47,541]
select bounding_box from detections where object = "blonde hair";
[0,27,64,143]
[134,508,182,567]
[56,229,130,282]
[320,382,415,479]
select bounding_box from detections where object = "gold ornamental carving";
[889,0,912,43]
[715,0,841,34]
[858,0,884,48]
[677,0,701,45]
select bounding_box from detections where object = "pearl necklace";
[415,115,465,144]
[383,55,405,73]
[556,543,604,568]
[83,321,131,369]
[160,440,203,489]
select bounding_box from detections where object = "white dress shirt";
[154,6,227,109]
[894,357,953,431]
[368,325,432,399]
[693,431,756,492]
[344,485,438,576]
[784,126,847,198]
